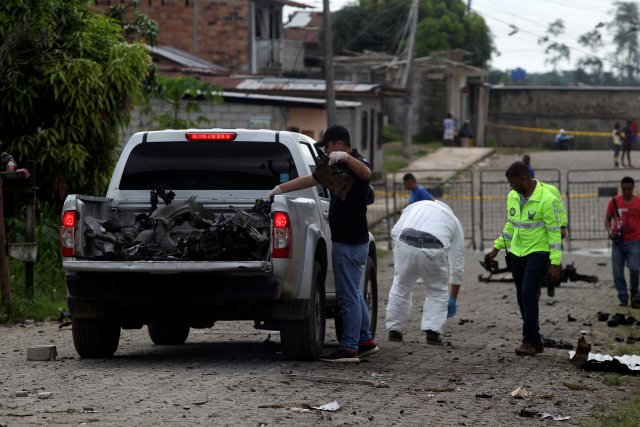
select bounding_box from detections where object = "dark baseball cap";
[314,125,350,148]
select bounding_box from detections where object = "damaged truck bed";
[60,129,378,361]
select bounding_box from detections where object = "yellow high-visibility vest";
[494,182,562,265]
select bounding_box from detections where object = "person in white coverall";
[386,200,464,344]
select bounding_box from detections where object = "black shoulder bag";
[611,197,623,244]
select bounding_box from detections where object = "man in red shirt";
[605,176,640,307]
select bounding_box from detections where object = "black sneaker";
[358,339,379,358]
[320,348,360,363]
[425,330,443,345]
[388,330,403,342]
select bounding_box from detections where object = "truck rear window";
[119,141,299,190]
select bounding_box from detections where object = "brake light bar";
[185,132,237,141]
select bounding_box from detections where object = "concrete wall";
[122,99,384,169]
[487,86,640,149]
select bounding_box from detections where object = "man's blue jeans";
[611,240,640,303]
[332,242,373,351]
[510,252,549,345]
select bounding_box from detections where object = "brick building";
[92,0,308,74]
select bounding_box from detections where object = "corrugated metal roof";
[147,45,227,72]
[274,0,311,8]
[236,78,382,93]
[221,91,361,108]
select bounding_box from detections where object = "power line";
[477,9,626,70]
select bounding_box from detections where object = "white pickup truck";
[60,129,378,360]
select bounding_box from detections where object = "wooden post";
[0,175,12,311]
[25,184,35,299]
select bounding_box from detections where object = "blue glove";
[447,296,457,318]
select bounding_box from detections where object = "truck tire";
[280,261,326,360]
[334,255,378,341]
[72,318,120,358]
[148,318,190,345]
[363,255,378,337]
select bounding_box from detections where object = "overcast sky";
[285,0,619,73]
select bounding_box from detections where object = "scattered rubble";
[570,337,640,374]
[542,337,574,350]
[83,196,271,262]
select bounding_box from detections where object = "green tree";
[0,0,151,199]
[538,19,571,71]
[105,0,159,46]
[576,29,604,84]
[147,75,223,129]
[608,1,640,83]
[331,0,493,68]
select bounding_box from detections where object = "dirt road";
[1,247,635,426]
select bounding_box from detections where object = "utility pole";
[323,0,337,126]
[401,0,419,159]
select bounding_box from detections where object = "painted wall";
[487,87,640,148]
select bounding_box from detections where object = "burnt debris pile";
[83,196,271,261]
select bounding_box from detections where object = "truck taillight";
[60,211,76,257]
[272,211,291,258]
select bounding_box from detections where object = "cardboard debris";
[510,385,528,399]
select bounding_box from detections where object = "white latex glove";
[268,185,283,198]
[328,151,349,165]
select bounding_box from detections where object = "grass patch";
[603,374,625,386]
[1,203,67,324]
[584,380,640,427]
[383,159,409,174]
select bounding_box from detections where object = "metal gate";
[565,169,637,250]
[479,169,561,250]
[392,169,476,248]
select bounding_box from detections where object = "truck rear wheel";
[280,261,326,360]
[334,255,378,341]
[363,255,378,337]
[72,318,120,358]
[148,318,190,345]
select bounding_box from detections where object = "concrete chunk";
[26,345,57,361]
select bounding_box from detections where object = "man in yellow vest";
[485,161,562,356]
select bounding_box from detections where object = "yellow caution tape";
[488,123,610,137]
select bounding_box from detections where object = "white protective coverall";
[386,200,465,334]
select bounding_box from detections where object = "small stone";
[38,392,52,399]
[26,345,57,361]
[14,390,29,397]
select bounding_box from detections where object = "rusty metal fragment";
[82,193,271,262]
[569,336,640,374]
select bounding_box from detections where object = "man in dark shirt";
[268,125,378,362]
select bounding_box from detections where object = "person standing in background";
[604,176,640,308]
[458,121,472,147]
[613,123,623,168]
[443,113,455,146]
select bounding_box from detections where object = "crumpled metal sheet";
[82,196,271,261]
[569,350,640,373]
